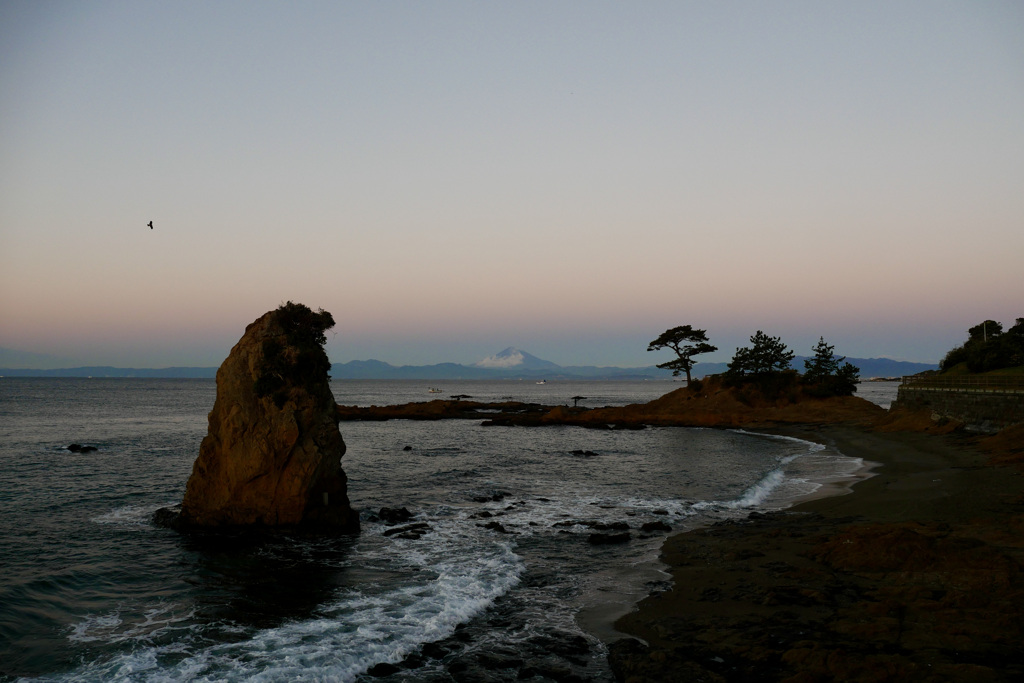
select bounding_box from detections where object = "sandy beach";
[608,423,1024,682]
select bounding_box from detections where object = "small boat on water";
[428,387,443,393]
[535,380,546,385]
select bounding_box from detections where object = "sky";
[1,1,1022,369]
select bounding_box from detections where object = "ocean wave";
[90,503,175,529]
[67,604,196,645]
[48,526,524,683]
[693,430,857,512]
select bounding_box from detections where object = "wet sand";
[574,426,877,647]
[608,424,1024,682]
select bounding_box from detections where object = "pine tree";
[802,337,859,396]
[803,337,842,383]
[727,331,794,377]
[647,325,717,384]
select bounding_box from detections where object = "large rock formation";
[175,302,358,532]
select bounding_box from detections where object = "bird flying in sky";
[147,221,153,229]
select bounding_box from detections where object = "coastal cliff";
[174,303,358,532]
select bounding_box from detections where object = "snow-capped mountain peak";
[474,347,560,370]
[475,347,526,368]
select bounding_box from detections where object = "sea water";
[0,378,893,682]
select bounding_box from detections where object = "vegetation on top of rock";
[647,325,718,384]
[726,330,795,377]
[254,301,336,407]
[276,300,335,348]
[801,337,860,397]
[940,318,1024,374]
[649,325,860,398]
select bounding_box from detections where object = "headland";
[335,374,888,430]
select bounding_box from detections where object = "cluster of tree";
[648,326,859,397]
[939,318,1024,373]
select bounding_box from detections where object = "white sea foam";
[55,487,689,682]
[91,502,175,529]
[722,467,788,509]
[68,604,196,645]
[67,612,122,643]
[691,429,859,513]
[732,429,827,452]
[52,521,524,683]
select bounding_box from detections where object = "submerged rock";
[382,522,431,537]
[588,532,631,545]
[168,302,358,533]
[377,506,414,525]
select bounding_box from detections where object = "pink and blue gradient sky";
[1,2,1022,369]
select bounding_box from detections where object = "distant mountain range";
[0,366,219,378]
[330,347,936,380]
[0,346,937,380]
[332,347,663,380]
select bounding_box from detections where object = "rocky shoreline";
[338,381,1023,681]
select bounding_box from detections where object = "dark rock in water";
[402,445,413,451]
[378,506,414,525]
[175,303,358,532]
[641,520,673,533]
[366,662,401,677]
[553,519,630,532]
[399,652,426,669]
[588,531,631,545]
[382,522,431,537]
[475,651,524,670]
[425,611,597,681]
[478,520,514,534]
[446,659,490,681]
[421,641,452,660]
[520,660,577,682]
[153,505,182,528]
[471,491,509,503]
[67,444,97,453]
[552,520,581,528]
[528,629,592,659]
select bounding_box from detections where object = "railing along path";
[900,375,1024,394]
